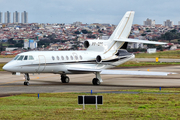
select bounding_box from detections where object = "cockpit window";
[14,55,19,60]
[24,56,28,60]
[17,55,24,60]
[29,55,34,60]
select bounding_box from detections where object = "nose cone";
[3,61,16,72]
[3,63,11,71]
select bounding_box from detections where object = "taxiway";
[0,65,180,94]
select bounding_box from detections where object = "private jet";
[3,11,171,86]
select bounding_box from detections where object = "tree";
[8,38,16,44]
[81,29,88,34]
[165,32,173,42]
[14,43,23,47]
[141,33,146,36]
[74,31,81,34]
[170,29,177,33]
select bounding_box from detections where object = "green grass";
[1,91,180,119]
[122,88,180,93]
[0,63,6,71]
[135,50,180,59]
[117,61,180,67]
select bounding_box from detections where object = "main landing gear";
[92,72,102,85]
[61,74,70,83]
[24,73,30,86]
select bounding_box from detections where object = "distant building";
[21,11,28,24]
[178,21,180,27]
[73,21,82,26]
[147,48,156,53]
[164,20,173,27]
[13,11,20,23]
[143,18,155,26]
[0,12,2,24]
[4,11,11,23]
[24,39,37,49]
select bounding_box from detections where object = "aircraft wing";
[68,68,101,72]
[101,70,175,76]
[68,68,175,76]
[114,38,167,45]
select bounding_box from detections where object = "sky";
[1,0,180,25]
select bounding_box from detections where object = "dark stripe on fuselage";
[20,56,129,67]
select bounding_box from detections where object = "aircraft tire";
[61,76,70,83]
[64,76,70,83]
[24,82,29,86]
[26,82,29,86]
[24,82,27,85]
[92,78,100,85]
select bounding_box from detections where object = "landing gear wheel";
[61,76,70,83]
[92,78,100,85]
[24,82,29,86]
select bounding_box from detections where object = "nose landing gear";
[24,73,30,86]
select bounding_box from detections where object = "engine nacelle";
[84,41,90,48]
[95,51,117,64]
[83,39,109,51]
[96,55,102,63]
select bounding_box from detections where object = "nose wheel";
[24,82,29,86]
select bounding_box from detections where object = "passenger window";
[24,56,28,60]
[17,55,24,60]
[75,56,78,60]
[70,56,73,60]
[61,56,64,60]
[52,56,55,60]
[57,56,59,60]
[79,55,83,60]
[29,55,34,60]
[66,56,69,60]
[14,55,19,60]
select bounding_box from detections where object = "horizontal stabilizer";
[114,38,167,44]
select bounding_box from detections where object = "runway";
[0,65,180,94]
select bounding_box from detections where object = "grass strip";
[0,91,180,119]
[135,50,180,59]
[117,61,180,67]
[0,55,15,58]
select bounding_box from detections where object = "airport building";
[164,19,173,27]
[13,11,20,23]
[0,12,2,24]
[143,18,155,26]
[21,11,28,24]
[24,39,37,49]
[4,11,11,23]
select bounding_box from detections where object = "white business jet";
[3,11,170,86]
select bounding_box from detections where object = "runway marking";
[0,80,24,85]
[0,75,58,86]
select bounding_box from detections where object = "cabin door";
[38,55,46,72]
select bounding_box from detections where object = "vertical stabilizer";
[109,11,134,40]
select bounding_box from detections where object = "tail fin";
[109,11,134,40]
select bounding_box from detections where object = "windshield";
[13,55,20,60]
[14,55,34,61]
[17,55,24,60]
